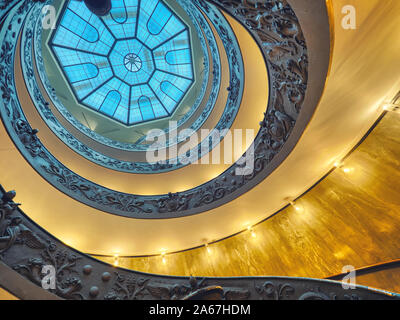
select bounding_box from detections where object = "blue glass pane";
[129,84,167,124]
[63,9,98,42]
[139,97,155,120]
[136,0,185,49]
[149,71,192,113]
[99,91,121,116]
[147,2,172,35]
[110,0,127,23]
[64,63,98,83]
[53,1,114,55]
[51,0,194,125]
[153,30,193,79]
[102,0,139,39]
[52,46,113,99]
[166,49,191,65]
[161,81,183,102]
[108,39,154,86]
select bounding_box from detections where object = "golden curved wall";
[0,288,18,301]
[1,0,399,265]
[95,113,400,292]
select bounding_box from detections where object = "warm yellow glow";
[334,161,343,168]
[382,103,400,112]
[62,238,75,247]
[333,246,353,260]
[246,226,257,238]
[343,167,354,173]
[333,160,353,174]
[5,0,400,258]
[205,244,212,254]
[160,250,167,264]
[113,254,119,267]
[290,201,304,213]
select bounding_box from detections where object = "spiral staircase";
[0,0,399,300]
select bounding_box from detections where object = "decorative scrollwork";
[255,281,295,300]
[0,190,21,254]
[25,0,240,168]
[31,0,221,153]
[0,0,308,219]
[1,186,398,300]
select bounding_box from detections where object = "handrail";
[1,0,397,301]
[326,259,400,281]
[0,185,399,300]
[0,0,317,219]
[33,0,222,154]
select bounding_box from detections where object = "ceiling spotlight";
[342,167,353,174]
[333,161,353,174]
[113,254,119,267]
[247,226,257,238]
[289,201,304,213]
[382,103,400,113]
[161,251,167,264]
[334,161,343,168]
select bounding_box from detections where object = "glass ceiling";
[50,0,194,126]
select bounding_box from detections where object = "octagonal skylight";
[50,0,194,126]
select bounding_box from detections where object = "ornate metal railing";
[0,0,315,219]
[0,185,398,300]
[0,0,399,300]
[327,259,400,281]
[30,0,225,154]
[0,0,19,22]
[20,0,243,173]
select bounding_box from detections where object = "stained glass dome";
[50,0,194,126]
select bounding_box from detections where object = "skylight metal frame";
[49,0,195,126]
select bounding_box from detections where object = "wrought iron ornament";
[1,0,306,218]
[0,186,398,300]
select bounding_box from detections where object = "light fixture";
[113,254,119,267]
[161,251,167,264]
[247,226,257,238]
[334,161,343,168]
[333,160,353,174]
[289,201,304,213]
[342,167,353,173]
[382,103,400,113]
[205,243,212,254]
